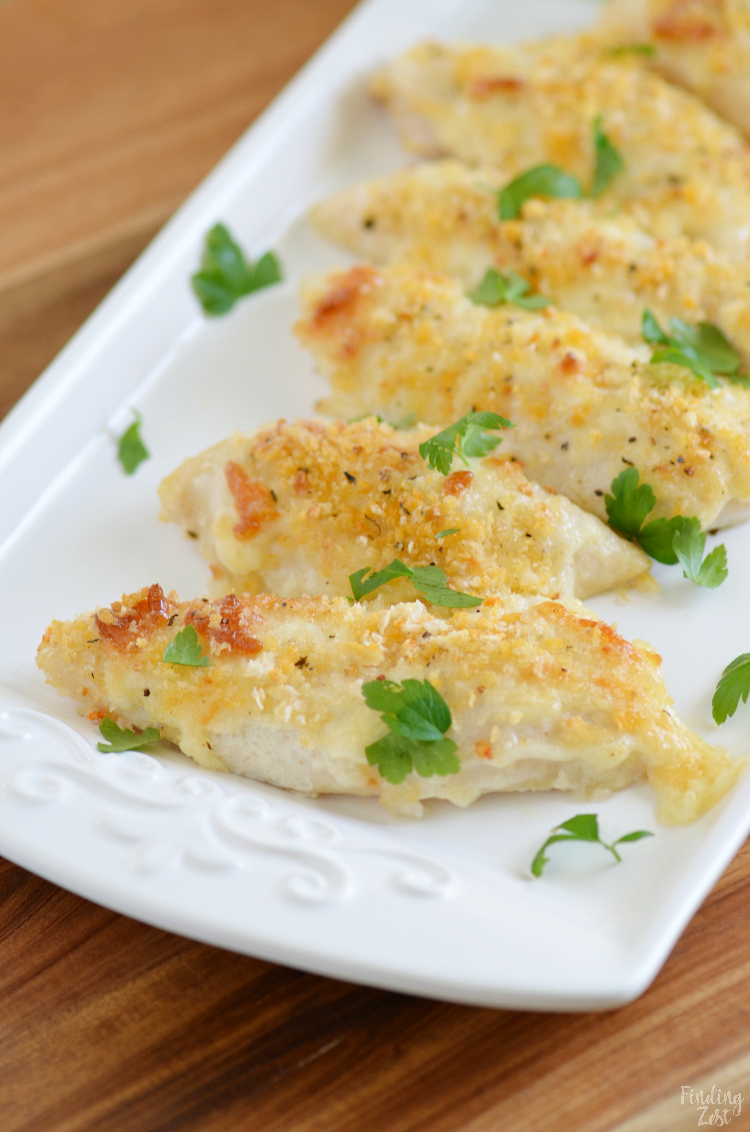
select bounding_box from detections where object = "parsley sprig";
[531,814,653,877]
[362,678,460,784]
[468,268,550,311]
[712,654,750,724]
[192,223,282,316]
[161,625,210,667]
[419,411,514,475]
[497,119,624,218]
[97,716,160,753]
[592,116,625,198]
[643,309,747,389]
[349,557,481,608]
[117,411,149,475]
[605,468,727,587]
[499,165,583,220]
[607,43,657,58]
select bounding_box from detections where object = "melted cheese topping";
[372,38,750,260]
[310,159,750,365]
[37,587,742,822]
[600,0,750,137]
[296,263,750,528]
[158,417,649,603]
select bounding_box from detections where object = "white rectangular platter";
[1,0,750,1011]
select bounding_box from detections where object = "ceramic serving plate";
[2,0,750,1011]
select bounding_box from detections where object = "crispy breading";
[310,160,750,363]
[36,586,742,822]
[600,0,750,136]
[158,417,649,603]
[295,263,750,529]
[371,38,750,260]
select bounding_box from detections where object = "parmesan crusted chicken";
[310,160,750,363]
[36,585,742,822]
[158,417,649,603]
[600,0,750,137]
[371,39,750,260]
[296,264,750,529]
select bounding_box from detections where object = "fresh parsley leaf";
[673,521,728,588]
[117,411,149,475]
[362,678,460,783]
[419,411,514,474]
[364,734,459,783]
[531,813,653,877]
[436,528,459,538]
[191,223,282,316]
[642,308,669,347]
[161,624,210,667]
[636,515,686,565]
[349,558,481,608]
[498,164,583,220]
[410,565,483,608]
[605,467,656,538]
[349,559,413,600]
[468,268,550,311]
[97,716,160,753]
[605,469,727,584]
[712,653,750,724]
[642,309,744,389]
[651,346,720,389]
[392,412,417,430]
[607,42,657,57]
[592,116,625,198]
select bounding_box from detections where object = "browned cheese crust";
[310,160,750,364]
[599,0,750,137]
[371,37,750,260]
[295,263,750,529]
[36,586,742,822]
[158,417,649,603]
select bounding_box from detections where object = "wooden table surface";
[2,2,750,1129]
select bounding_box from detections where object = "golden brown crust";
[296,263,750,529]
[158,416,650,603]
[36,587,743,822]
[372,38,750,259]
[309,160,750,365]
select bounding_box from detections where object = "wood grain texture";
[3,845,750,1132]
[2,1,750,1129]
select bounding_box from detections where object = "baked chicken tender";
[600,0,750,137]
[310,160,750,364]
[295,264,750,530]
[371,39,750,261]
[36,585,742,822]
[158,417,649,603]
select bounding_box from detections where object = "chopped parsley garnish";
[97,717,160,753]
[436,528,459,538]
[605,467,727,587]
[191,222,282,316]
[642,309,747,389]
[419,411,514,475]
[672,520,728,588]
[362,677,460,784]
[607,43,657,58]
[591,116,625,198]
[713,654,750,724]
[531,813,653,877]
[161,624,210,667]
[497,120,625,218]
[468,268,550,311]
[117,411,149,475]
[349,557,481,608]
[392,412,417,430]
[498,164,583,220]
